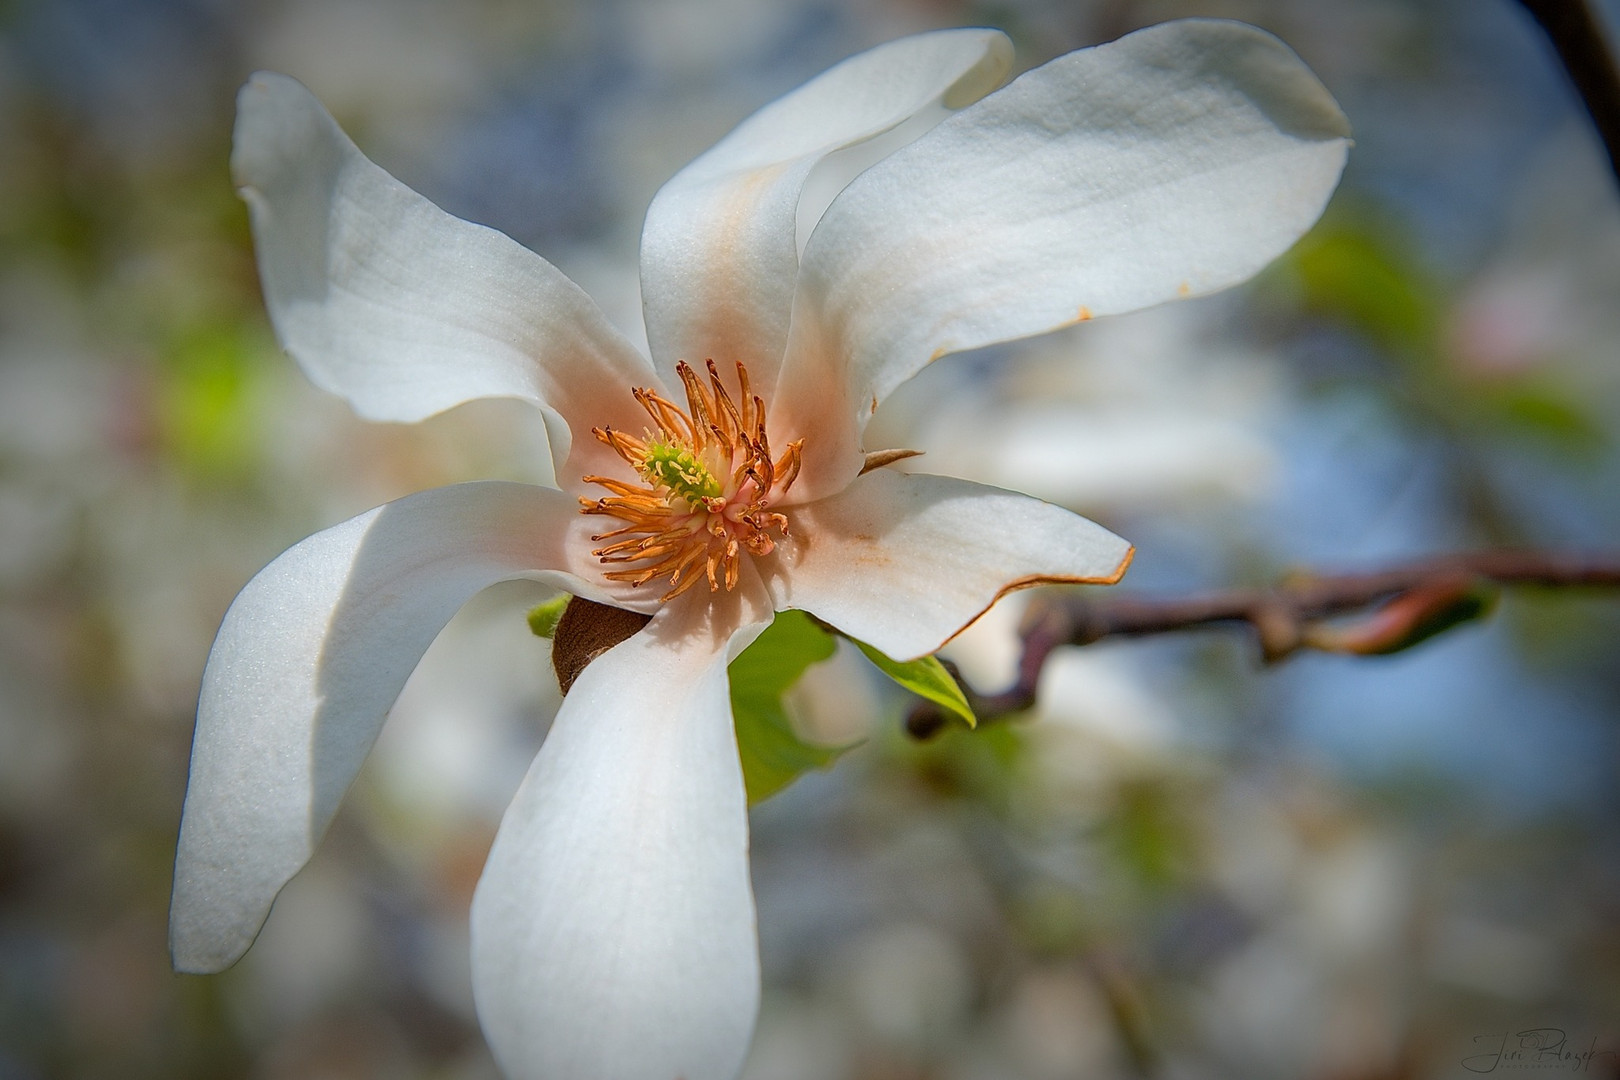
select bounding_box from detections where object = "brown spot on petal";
[551,596,653,694]
[1077,305,1093,321]
[1177,281,1192,297]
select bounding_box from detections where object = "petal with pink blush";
[233,72,657,481]
[763,469,1132,662]
[639,29,1011,398]
[775,19,1348,484]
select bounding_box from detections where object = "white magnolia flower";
[170,21,1347,1080]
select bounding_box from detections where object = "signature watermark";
[1462,1029,1617,1074]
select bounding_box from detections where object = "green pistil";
[641,441,721,505]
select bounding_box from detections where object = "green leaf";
[729,610,850,805]
[526,594,570,639]
[853,641,975,729]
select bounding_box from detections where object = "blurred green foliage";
[1277,211,1607,459]
[1289,218,1440,358]
[157,319,270,481]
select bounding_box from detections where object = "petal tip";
[1102,543,1136,586]
[1171,17,1352,142]
[168,905,253,975]
[231,70,325,192]
[941,28,1015,109]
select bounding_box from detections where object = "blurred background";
[2,0,1618,1077]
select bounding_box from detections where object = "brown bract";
[551,597,654,694]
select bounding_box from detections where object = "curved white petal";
[775,19,1349,491]
[763,469,1132,661]
[639,29,1011,396]
[471,584,771,1080]
[234,72,656,478]
[171,481,629,974]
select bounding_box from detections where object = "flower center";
[579,359,803,601]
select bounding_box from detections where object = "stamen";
[708,359,745,441]
[593,427,649,467]
[581,475,652,498]
[580,359,802,600]
[663,566,708,600]
[776,440,804,493]
[734,361,754,433]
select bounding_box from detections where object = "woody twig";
[905,550,1620,737]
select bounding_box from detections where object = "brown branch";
[1518,0,1620,182]
[904,550,1620,738]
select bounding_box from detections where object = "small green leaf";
[526,594,570,639]
[853,642,975,729]
[730,610,850,805]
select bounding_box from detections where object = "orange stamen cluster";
[580,359,804,601]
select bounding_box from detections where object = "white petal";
[638,29,1011,395]
[764,469,1132,661]
[775,19,1348,486]
[471,586,772,1080]
[234,72,656,478]
[170,482,626,974]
